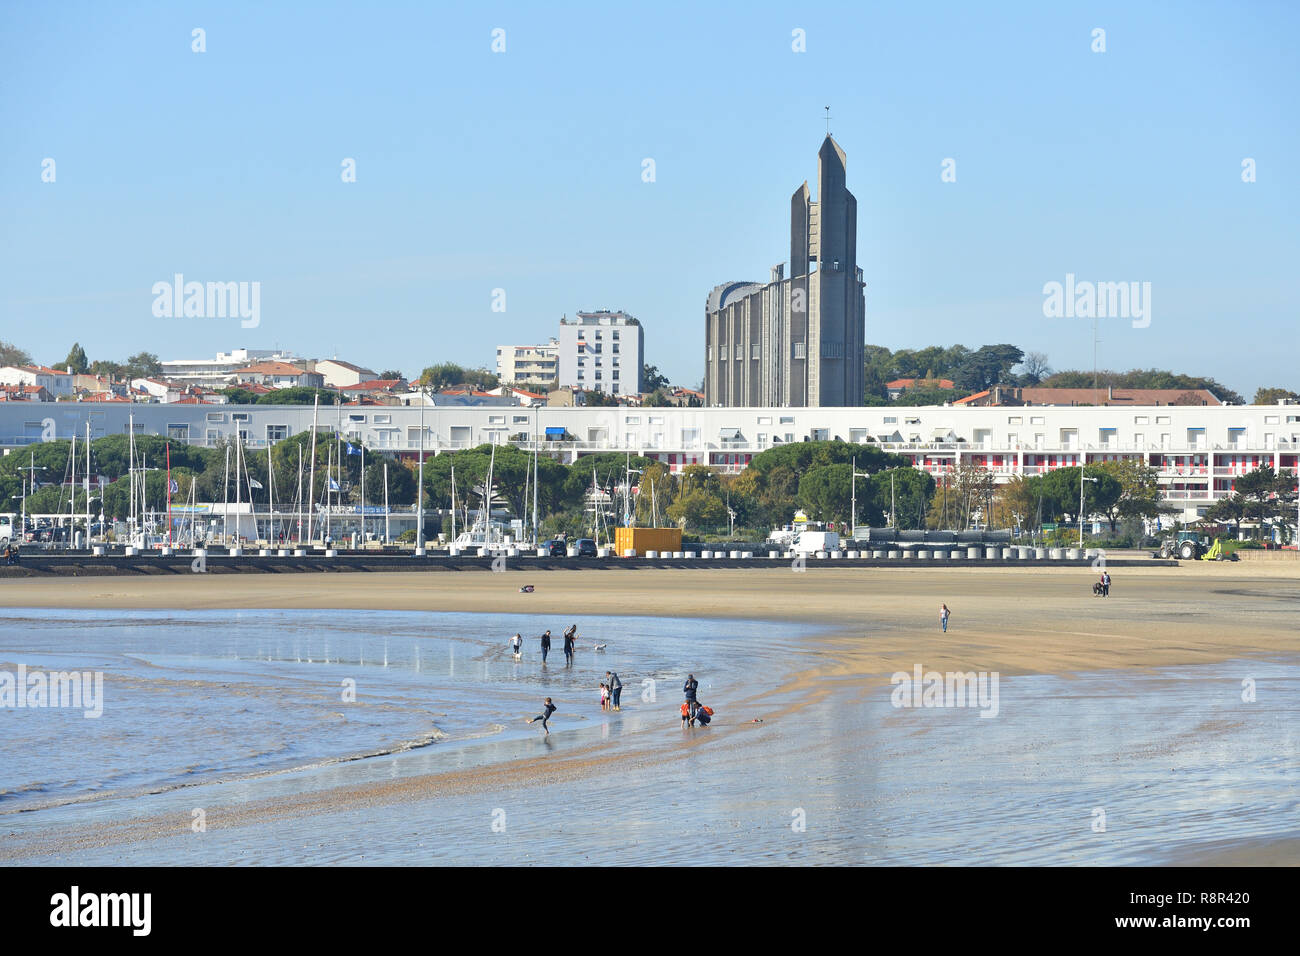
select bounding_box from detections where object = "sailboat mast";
[85,420,91,545]
[268,442,275,544]
[307,394,319,543]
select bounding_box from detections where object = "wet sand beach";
[2,563,1296,865]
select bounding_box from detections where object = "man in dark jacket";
[563,625,577,665]
[540,629,551,663]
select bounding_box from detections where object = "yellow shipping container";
[614,527,683,556]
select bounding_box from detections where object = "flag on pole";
[328,477,340,491]
[168,479,179,494]
[249,478,263,490]
[346,444,361,456]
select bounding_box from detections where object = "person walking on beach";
[605,670,622,710]
[1101,571,1111,597]
[540,629,551,663]
[563,625,577,666]
[510,633,522,660]
[527,697,557,736]
[940,604,950,633]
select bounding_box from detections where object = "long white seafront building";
[2,401,1298,522]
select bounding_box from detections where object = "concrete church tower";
[706,135,866,407]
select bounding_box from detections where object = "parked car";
[547,539,568,557]
[576,538,598,557]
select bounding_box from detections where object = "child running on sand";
[510,633,522,660]
[527,697,557,736]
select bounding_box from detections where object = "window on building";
[1156,415,1171,424]
[349,414,366,422]
[1135,415,1149,425]
[265,424,288,442]
[793,343,806,359]
[1008,416,1022,425]
[758,416,772,425]
[883,416,897,424]
[232,412,249,422]
[374,414,391,424]
[625,416,640,424]
[487,415,505,424]
[1030,416,1045,425]
[779,416,794,424]
[166,424,189,440]
[513,415,529,423]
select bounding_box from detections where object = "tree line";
[3,432,1294,543]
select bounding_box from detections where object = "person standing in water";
[606,670,622,710]
[540,629,551,663]
[562,625,577,666]
[683,674,699,722]
[527,697,557,736]
[940,604,951,633]
[510,633,522,660]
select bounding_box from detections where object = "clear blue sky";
[3,1,1296,398]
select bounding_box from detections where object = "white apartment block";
[4,400,1298,524]
[556,311,644,397]
[495,339,558,387]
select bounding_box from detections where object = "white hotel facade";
[3,401,1297,523]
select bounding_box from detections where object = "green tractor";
[1154,530,1210,560]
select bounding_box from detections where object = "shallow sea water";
[2,608,1295,865]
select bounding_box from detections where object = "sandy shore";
[4,562,1296,865]
[4,562,1296,678]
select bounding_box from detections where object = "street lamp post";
[1080,468,1098,549]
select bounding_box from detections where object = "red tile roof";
[886,378,956,390]
[240,361,307,376]
[337,379,405,391]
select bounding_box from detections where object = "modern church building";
[705,135,866,408]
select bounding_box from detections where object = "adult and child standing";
[605,671,621,710]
